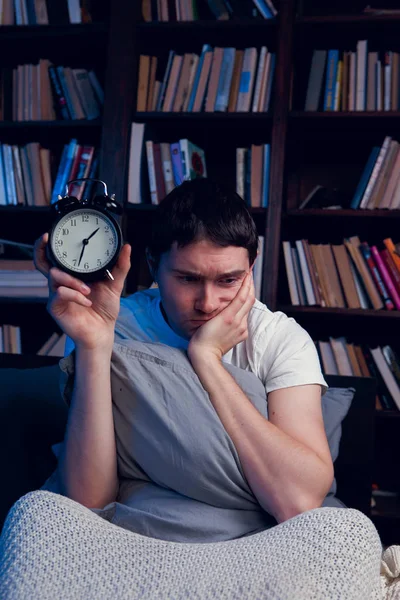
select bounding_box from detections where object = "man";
[35,177,333,523]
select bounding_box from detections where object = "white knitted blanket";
[1,490,397,599]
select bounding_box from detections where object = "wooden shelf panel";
[371,509,400,521]
[297,14,400,25]
[285,209,400,219]
[0,296,47,304]
[290,111,400,119]
[0,119,102,129]
[0,353,59,367]
[133,112,272,121]
[376,411,400,419]
[277,305,400,320]
[137,19,277,32]
[0,23,108,40]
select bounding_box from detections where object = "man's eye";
[179,276,197,283]
[220,278,238,285]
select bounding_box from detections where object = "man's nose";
[194,284,218,314]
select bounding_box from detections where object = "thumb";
[110,243,131,291]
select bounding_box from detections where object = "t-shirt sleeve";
[64,335,75,357]
[256,315,328,395]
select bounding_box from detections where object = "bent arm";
[189,353,333,524]
[57,344,119,509]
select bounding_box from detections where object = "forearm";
[57,344,118,509]
[190,355,333,523]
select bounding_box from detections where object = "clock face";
[50,208,120,274]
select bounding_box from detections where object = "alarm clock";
[46,179,123,283]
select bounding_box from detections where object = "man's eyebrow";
[171,269,247,278]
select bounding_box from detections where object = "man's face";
[155,239,251,340]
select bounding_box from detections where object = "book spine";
[359,243,394,309]
[324,50,339,111]
[380,249,400,296]
[363,346,397,410]
[261,143,270,208]
[359,136,391,209]
[252,0,273,19]
[350,146,380,209]
[144,141,157,204]
[371,246,400,310]
[170,142,184,186]
[215,48,236,112]
[48,66,70,119]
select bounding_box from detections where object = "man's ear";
[145,248,157,281]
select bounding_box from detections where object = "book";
[179,139,207,179]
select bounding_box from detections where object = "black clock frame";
[46,201,123,283]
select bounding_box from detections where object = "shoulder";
[116,287,160,339]
[120,287,160,313]
[248,299,307,346]
[246,301,327,393]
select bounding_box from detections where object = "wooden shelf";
[133,112,272,122]
[125,203,267,214]
[277,306,400,320]
[0,205,51,213]
[0,353,59,367]
[0,119,102,130]
[290,110,400,119]
[371,509,400,520]
[0,296,47,304]
[297,14,400,25]
[375,411,400,419]
[137,19,277,32]
[0,22,108,40]
[284,209,400,219]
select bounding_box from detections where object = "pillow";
[48,342,354,510]
[320,386,354,501]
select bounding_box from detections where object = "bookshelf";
[1,0,400,544]
[280,0,400,546]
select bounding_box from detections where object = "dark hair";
[147,178,259,270]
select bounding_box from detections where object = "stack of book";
[237,144,270,207]
[0,259,48,298]
[50,140,98,204]
[0,327,67,356]
[37,332,67,357]
[350,136,400,210]
[0,0,95,25]
[0,139,98,206]
[127,123,208,204]
[316,337,400,412]
[0,324,21,353]
[137,45,275,113]
[0,62,103,121]
[282,236,400,310]
[305,43,400,112]
[141,0,278,21]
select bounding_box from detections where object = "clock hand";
[78,239,88,267]
[77,228,99,266]
[86,227,100,242]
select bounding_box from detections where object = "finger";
[226,272,254,321]
[228,271,252,310]
[49,267,91,296]
[33,233,51,277]
[235,276,255,321]
[109,243,131,292]
[47,286,92,311]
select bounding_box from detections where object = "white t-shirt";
[64,288,327,395]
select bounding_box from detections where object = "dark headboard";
[325,375,377,516]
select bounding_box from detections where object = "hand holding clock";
[34,232,131,351]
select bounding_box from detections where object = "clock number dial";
[51,209,119,274]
